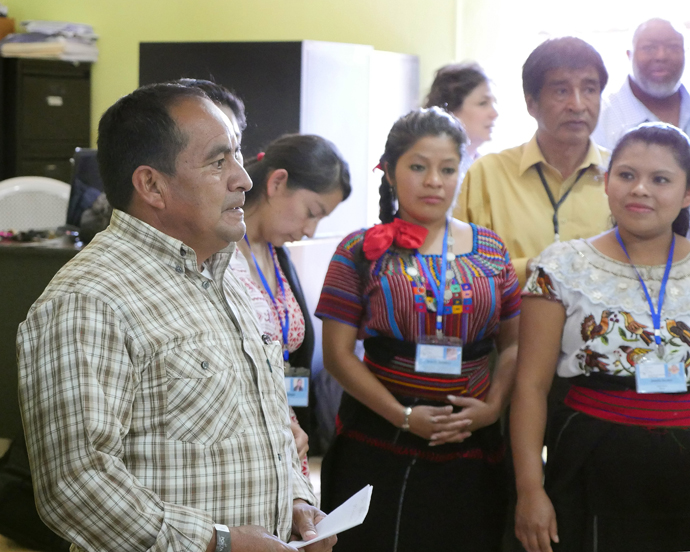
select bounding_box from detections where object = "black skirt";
[546,375,690,552]
[321,393,508,552]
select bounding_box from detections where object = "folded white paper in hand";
[288,485,373,549]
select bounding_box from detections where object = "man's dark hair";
[522,37,608,99]
[96,83,207,212]
[175,78,247,133]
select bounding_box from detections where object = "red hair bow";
[362,218,428,260]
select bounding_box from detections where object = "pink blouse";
[230,246,310,476]
[230,247,306,354]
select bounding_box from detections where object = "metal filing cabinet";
[1,58,91,182]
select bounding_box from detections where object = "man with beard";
[594,18,688,149]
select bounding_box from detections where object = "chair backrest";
[0,177,71,232]
[67,147,105,227]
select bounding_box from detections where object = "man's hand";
[221,525,302,552]
[291,500,337,552]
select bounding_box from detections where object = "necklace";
[402,221,460,337]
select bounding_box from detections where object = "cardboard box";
[0,18,15,41]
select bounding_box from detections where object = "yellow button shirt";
[454,134,611,286]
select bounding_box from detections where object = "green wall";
[4,0,460,144]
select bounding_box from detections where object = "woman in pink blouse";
[229,134,351,474]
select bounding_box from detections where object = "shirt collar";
[621,76,690,129]
[518,133,605,177]
[107,209,235,286]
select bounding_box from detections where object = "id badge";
[415,336,462,375]
[284,364,309,407]
[635,356,687,394]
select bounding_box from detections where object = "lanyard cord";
[614,228,675,358]
[535,165,588,240]
[244,237,290,361]
[416,220,450,338]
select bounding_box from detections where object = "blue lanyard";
[244,237,290,361]
[615,228,675,357]
[416,220,450,337]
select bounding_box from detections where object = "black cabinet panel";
[18,158,73,182]
[22,76,91,142]
[139,42,302,158]
[0,245,80,439]
[1,58,91,181]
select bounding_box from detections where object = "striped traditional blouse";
[316,223,521,401]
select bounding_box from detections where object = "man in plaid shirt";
[17,83,336,552]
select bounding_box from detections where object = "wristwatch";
[401,406,412,431]
[214,524,231,552]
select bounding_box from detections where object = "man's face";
[161,97,251,260]
[526,66,601,148]
[629,20,685,98]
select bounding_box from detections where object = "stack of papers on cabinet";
[0,20,97,62]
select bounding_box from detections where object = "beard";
[631,64,684,98]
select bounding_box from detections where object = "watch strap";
[213,524,231,552]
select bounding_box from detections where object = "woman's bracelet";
[401,406,412,431]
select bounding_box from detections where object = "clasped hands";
[406,395,499,446]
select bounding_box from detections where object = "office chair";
[67,147,104,227]
[0,177,71,232]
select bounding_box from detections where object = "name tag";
[284,364,309,407]
[415,336,462,375]
[635,358,687,394]
[284,376,309,406]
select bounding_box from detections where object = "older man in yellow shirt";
[455,37,611,286]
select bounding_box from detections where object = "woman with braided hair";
[316,107,520,551]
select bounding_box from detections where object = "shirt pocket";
[164,345,242,444]
[264,341,291,419]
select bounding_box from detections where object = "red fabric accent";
[340,428,505,464]
[362,218,428,261]
[565,385,690,428]
[257,152,265,161]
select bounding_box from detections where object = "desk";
[0,241,80,439]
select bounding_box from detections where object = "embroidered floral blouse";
[524,239,690,381]
[228,247,309,476]
[229,247,306,354]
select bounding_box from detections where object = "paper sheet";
[288,485,373,549]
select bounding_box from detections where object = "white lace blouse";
[524,239,690,380]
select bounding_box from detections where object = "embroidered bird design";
[580,310,613,341]
[582,348,609,372]
[619,345,653,367]
[620,311,654,345]
[666,319,690,347]
[535,267,555,297]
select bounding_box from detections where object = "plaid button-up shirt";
[17,210,315,552]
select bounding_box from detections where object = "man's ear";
[266,168,289,198]
[525,94,539,119]
[626,49,633,62]
[132,165,167,210]
[604,171,609,196]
